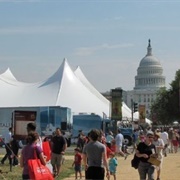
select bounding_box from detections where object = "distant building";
[125,39,165,118]
[102,40,166,119]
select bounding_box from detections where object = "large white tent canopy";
[0,59,151,124]
[0,59,110,117]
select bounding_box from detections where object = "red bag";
[42,141,51,162]
[28,147,54,180]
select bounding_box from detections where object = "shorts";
[116,145,122,153]
[156,158,163,170]
[51,152,64,166]
[110,171,116,175]
[74,164,82,172]
[172,140,179,146]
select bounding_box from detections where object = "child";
[72,148,82,180]
[108,152,118,180]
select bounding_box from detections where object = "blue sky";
[0,0,180,92]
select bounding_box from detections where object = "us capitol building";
[125,39,166,118]
[102,39,166,119]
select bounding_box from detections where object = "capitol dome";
[134,39,165,90]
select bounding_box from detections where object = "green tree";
[151,70,180,125]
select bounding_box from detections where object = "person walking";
[115,129,127,159]
[26,122,42,148]
[20,131,46,180]
[106,131,114,149]
[10,135,20,166]
[132,129,139,153]
[168,128,174,153]
[172,129,179,153]
[136,131,157,180]
[77,130,86,152]
[82,129,110,180]
[160,128,169,157]
[50,128,67,178]
[153,132,164,180]
[72,148,82,180]
[1,127,13,165]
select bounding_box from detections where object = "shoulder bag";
[28,146,54,180]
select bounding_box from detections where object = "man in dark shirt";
[136,131,157,180]
[51,128,67,177]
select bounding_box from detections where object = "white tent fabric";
[121,102,152,124]
[0,59,152,124]
[122,102,132,119]
[74,67,135,120]
[0,59,110,117]
[74,66,110,106]
[133,112,152,124]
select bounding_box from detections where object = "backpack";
[131,154,140,169]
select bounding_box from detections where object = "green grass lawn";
[0,158,74,180]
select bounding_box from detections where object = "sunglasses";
[148,136,154,139]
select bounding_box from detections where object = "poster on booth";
[139,105,146,124]
[111,89,122,120]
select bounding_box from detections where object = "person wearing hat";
[72,148,82,180]
[135,131,157,180]
[153,132,164,180]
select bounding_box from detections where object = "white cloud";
[0,26,68,34]
[74,43,134,56]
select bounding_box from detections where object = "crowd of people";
[74,126,180,180]
[0,124,179,180]
[0,123,67,179]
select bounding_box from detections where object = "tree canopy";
[151,70,180,125]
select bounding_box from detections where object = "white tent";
[133,112,152,124]
[121,102,152,124]
[0,59,152,124]
[74,66,110,106]
[0,59,110,117]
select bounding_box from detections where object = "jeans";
[138,161,155,180]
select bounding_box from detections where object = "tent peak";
[63,58,68,62]
[0,68,17,81]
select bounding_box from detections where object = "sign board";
[13,111,37,140]
[111,89,122,120]
[139,105,146,124]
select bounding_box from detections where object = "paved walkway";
[64,151,180,180]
